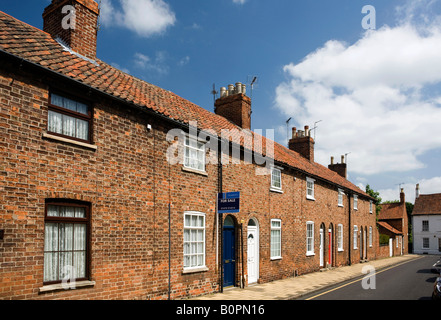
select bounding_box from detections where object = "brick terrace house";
[377,189,409,257]
[412,186,441,255]
[0,0,377,299]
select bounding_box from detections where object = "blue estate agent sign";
[217,192,240,213]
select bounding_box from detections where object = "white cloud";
[134,51,169,75]
[274,1,441,176]
[178,56,190,66]
[232,0,247,4]
[100,0,176,37]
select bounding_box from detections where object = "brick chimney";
[328,155,347,179]
[415,183,420,199]
[215,83,251,130]
[400,188,405,204]
[43,0,100,60]
[288,126,315,162]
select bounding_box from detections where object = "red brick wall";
[0,66,378,300]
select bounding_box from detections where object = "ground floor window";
[306,221,314,255]
[337,224,343,251]
[183,211,206,269]
[44,200,90,284]
[270,219,282,259]
[423,237,430,249]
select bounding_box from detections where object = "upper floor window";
[271,167,282,191]
[369,200,373,214]
[338,189,344,207]
[184,136,205,172]
[44,200,90,284]
[337,224,344,251]
[422,220,429,232]
[306,177,315,200]
[353,195,358,210]
[48,92,92,143]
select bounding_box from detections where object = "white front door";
[247,226,259,284]
[320,227,324,267]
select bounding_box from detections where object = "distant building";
[412,185,441,255]
[377,189,409,256]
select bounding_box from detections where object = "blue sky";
[2,0,441,203]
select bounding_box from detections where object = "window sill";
[338,204,344,208]
[270,187,283,194]
[181,166,208,176]
[306,252,315,257]
[182,266,209,274]
[43,133,97,150]
[306,196,316,201]
[39,280,95,293]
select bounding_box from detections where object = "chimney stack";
[215,83,251,130]
[328,155,347,179]
[400,188,405,204]
[288,126,315,162]
[416,183,420,199]
[43,0,100,60]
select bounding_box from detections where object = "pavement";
[190,254,421,300]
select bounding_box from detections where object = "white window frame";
[183,211,206,271]
[423,237,430,249]
[337,224,344,251]
[306,221,315,256]
[270,167,282,192]
[369,200,373,214]
[183,135,206,172]
[422,220,429,232]
[353,195,358,211]
[369,226,373,247]
[353,225,358,249]
[306,177,315,200]
[338,189,344,207]
[270,219,282,259]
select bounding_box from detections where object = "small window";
[271,168,282,190]
[337,224,344,251]
[44,200,90,284]
[422,220,429,232]
[369,226,373,247]
[270,219,281,259]
[423,237,430,249]
[306,177,315,200]
[306,221,315,255]
[338,189,344,207]
[48,92,92,143]
[369,201,373,213]
[184,136,206,172]
[353,225,358,249]
[353,195,358,210]
[183,212,206,270]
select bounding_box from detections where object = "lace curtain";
[44,205,87,282]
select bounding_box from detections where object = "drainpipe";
[218,145,223,293]
[348,192,352,266]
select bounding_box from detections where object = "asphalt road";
[301,255,441,300]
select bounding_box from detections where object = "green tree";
[365,184,382,219]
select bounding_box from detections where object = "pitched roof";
[378,202,406,220]
[377,221,402,235]
[0,10,371,198]
[412,193,441,215]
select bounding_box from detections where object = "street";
[301,255,441,300]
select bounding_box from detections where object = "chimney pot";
[215,82,252,130]
[341,155,345,164]
[330,156,334,165]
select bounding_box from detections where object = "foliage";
[365,184,382,218]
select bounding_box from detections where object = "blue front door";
[223,225,235,287]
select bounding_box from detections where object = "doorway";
[247,218,259,284]
[328,224,333,267]
[320,224,325,268]
[223,216,236,287]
